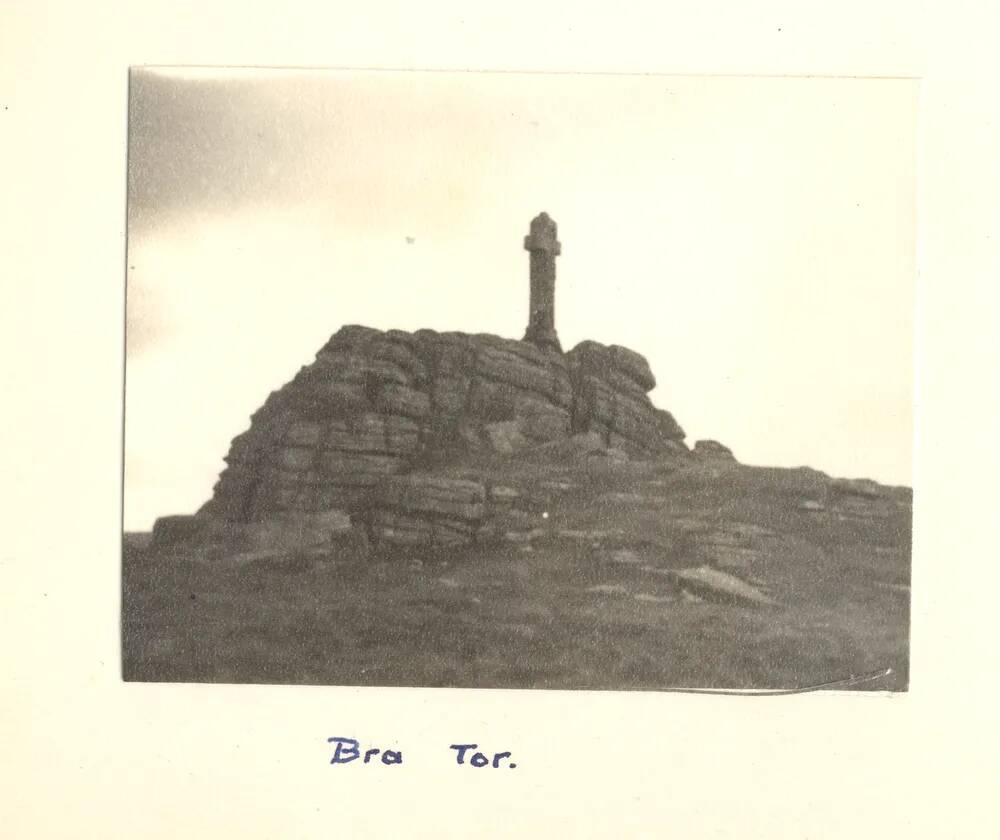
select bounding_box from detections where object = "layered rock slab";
[566,340,685,454]
[176,325,692,553]
[372,475,487,548]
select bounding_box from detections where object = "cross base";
[523,324,563,353]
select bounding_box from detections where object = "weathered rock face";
[179,325,691,552]
[566,340,684,453]
[693,439,736,461]
[371,475,487,548]
[201,326,579,523]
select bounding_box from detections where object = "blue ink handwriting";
[326,737,517,769]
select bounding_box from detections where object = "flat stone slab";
[634,592,675,604]
[585,584,630,596]
[489,485,522,504]
[608,548,643,565]
[151,514,210,549]
[668,565,778,608]
[830,477,886,499]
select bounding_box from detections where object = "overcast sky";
[124,67,916,531]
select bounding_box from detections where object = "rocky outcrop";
[171,324,692,554]
[199,327,571,523]
[199,326,684,525]
[151,514,211,549]
[567,341,683,454]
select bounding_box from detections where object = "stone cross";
[522,212,562,352]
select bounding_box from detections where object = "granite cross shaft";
[522,212,562,353]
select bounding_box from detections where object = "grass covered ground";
[122,453,910,691]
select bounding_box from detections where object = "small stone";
[483,421,529,455]
[609,548,643,565]
[669,566,777,608]
[799,500,825,512]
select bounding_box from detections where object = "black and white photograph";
[122,66,915,692]
[11,3,1000,838]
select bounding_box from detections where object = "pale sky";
[124,67,916,531]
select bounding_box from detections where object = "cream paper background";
[3,2,999,838]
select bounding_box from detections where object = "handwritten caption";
[327,737,517,769]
